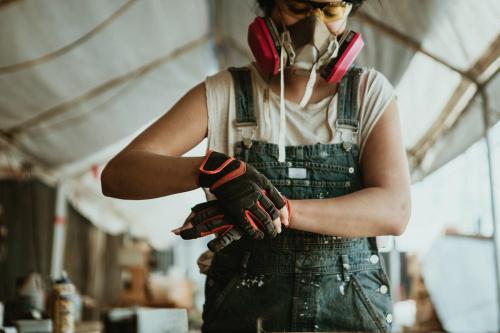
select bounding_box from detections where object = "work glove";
[174,199,292,252]
[176,201,244,252]
[197,150,287,240]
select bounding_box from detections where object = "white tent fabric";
[0,0,499,248]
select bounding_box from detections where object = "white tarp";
[0,0,499,248]
[422,235,498,332]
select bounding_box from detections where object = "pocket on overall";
[350,268,393,333]
[202,272,278,330]
[202,272,241,324]
[316,268,391,333]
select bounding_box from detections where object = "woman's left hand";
[172,199,292,251]
[172,201,244,252]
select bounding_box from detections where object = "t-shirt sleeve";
[204,69,232,155]
[358,68,397,159]
[204,69,233,202]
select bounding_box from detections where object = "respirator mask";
[247,0,364,161]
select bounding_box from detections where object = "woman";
[101,0,411,332]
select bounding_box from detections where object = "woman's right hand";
[101,82,209,200]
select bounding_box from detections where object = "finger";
[273,217,281,234]
[179,210,197,232]
[181,201,218,232]
[193,212,225,231]
[207,227,243,252]
[179,227,201,240]
[240,212,264,240]
[279,206,289,227]
[191,204,221,225]
[249,205,277,237]
[172,220,194,235]
[258,194,280,220]
[263,186,286,209]
[258,195,281,234]
[180,214,228,239]
[182,212,195,225]
[191,200,219,213]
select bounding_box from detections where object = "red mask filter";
[320,30,364,83]
[247,17,282,76]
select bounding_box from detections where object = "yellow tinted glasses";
[277,0,351,23]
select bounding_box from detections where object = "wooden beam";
[5,35,210,136]
[354,11,474,81]
[409,36,500,171]
[0,0,137,75]
[407,79,477,169]
[355,10,500,173]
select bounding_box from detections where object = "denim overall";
[201,67,393,333]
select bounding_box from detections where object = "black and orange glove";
[177,201,244,252]
[198,150,286,240]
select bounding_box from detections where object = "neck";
[252,62,337,105]
[271,68,323,95]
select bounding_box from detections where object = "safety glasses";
[277,0,352,23]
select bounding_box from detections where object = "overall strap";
[336,66,363,130]
[228,67,257,125]
[228,67,257,150]
[335,66,363,151]
[337,67,380,253]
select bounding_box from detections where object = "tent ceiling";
[0,0,499,247]
[0,0,213,168]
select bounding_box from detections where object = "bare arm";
[101,82,208,199]
[288,99,411,236]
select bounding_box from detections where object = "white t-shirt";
[205,63,396,161]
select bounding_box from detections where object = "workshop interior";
[1,0,500,332]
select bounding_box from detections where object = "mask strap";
[299,36,339,108]
[276,9,290,163]
[278,34,287,163]
[326,36,340,60]
[299,63,317,108]
[277,10,295,65]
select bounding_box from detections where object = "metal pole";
[389,237,401,303]
[479,89,500,331]
[50,182,67,279]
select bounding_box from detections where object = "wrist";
[197,150,243,190]
[284,198,293,228]
[286,199,300,228]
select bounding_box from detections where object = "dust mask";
[281,15,341,107]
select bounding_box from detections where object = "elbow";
[101,183,113,198]
[389,219,408,237]
[387,195,411,236]
[100,163,117,198]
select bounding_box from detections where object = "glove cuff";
[198,150,245,190]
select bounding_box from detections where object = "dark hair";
[256,0,366,16]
